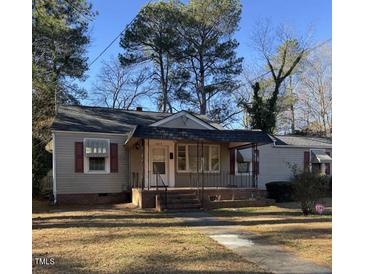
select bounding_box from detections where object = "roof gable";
[149,111,217,130]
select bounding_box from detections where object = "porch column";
[142,139,145,190]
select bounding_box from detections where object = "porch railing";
[156,173,168,209]
[130,171,257,189]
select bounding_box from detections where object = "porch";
[124,126,273,209]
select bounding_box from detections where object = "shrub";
[291,171,327,215]
[33,137,52,197]
[265,181,295,202]
[322,175,332,197]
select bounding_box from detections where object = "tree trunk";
[290,104,295,133]
[288,76,295,134]
[198,52,206,115]
[159,53,168,112]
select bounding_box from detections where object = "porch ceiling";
[125,126,273,145]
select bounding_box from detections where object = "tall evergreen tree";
[32,0,95,195]
[177,0,243,117]
[33,0,95,141]
[119,1,184,113]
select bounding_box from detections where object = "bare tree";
[297,43,332,135]
[251,20,311,108]
[92,57,153,109]
[241,20,312,133]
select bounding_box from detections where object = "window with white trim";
[236,148,251,174]
[177,144,220,172]
[84,138,110,173]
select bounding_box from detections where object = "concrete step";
[165,199,202,205]
[157,191,202,211]
[163,202,202,210]
[165,192,197,196]
[162,194,198,200]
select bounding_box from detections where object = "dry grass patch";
[210,201,332,269]
[32,200,268,273]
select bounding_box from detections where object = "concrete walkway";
[171,211,331,274]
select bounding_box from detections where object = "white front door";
[150,145,169,187]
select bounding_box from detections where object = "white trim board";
[52,132,57,203]
[52,129,129,136]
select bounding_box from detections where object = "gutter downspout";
[52,132,57,204]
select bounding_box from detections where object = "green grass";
[32,200,268,273]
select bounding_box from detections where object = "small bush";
[291,171,327,215]
[322,176,332,197]
[265,181,294,202]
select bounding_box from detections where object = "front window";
[177,144,220,172]
[236,148,251,174]
[177,145,187,171]
[84,138,110,173]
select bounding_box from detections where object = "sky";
[81,0,332,109]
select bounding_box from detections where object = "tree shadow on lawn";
[128,252,269,274]
[33,239,269,274]
[33,214,331,230]
[211,209,332,218]
[252,227,332,242]
[33,212,175,221]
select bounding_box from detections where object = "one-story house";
[253,135,332,187]
[49,105,331,208]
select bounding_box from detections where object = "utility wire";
[64,0,94,22]
[88,1,153,67]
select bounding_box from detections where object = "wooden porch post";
[251,143,256,188]
[201,141,204,208]
[147,138,150,190]
[142,139,145,190]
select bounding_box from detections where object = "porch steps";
[157,191,202,211]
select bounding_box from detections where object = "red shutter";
[110,143,118,173]
[75,142,84,173]
[304,151,310,172]
[325,151,331,175]
[255,150,260,175]
[229,149,235,175]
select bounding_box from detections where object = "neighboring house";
[50,105,272,206]
[255,135,332,187]
[49,105,331,207]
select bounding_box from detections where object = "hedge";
[265,181,295,202]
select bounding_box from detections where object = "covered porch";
[124,126,273,209]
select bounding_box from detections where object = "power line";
[88,1,153,67]
[64,0,94,22]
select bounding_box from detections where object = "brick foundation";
[56,192,130,205]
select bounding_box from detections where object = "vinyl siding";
[54,131,129,194]
[257,144,332,189]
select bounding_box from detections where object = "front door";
[150,146,169,187]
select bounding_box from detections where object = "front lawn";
[32,200,268,273]
[209,199,332,269]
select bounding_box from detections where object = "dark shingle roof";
[274,135,332,148]
[129,126,273,144]
[51,105,220,134]
[52,105,175,134]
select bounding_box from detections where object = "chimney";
[136,106,143,111]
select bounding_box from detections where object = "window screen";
[89,157,106,171]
